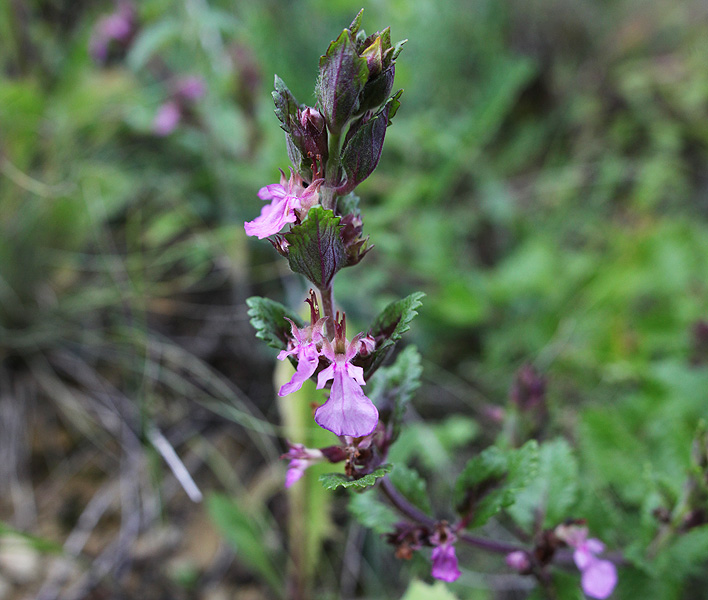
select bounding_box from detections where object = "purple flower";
[431,544,461,582]
[174,76,206,102]
[244,171,323,240]
[505,550,531,573]
[153,101,182,136]
[556,525,617,599]
[89,2,136,64]
[314,317,379,438]
[277,317,326,396]
[430,526,461,583]
[281,443,323,488]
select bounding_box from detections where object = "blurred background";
[2,0,708,598]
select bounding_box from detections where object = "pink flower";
[314,317,379,437]
[430,525,461,582]
[505,550,531,573]
[277,317,326,396]
[244,171,322,239]
[281,443,323,488]
[556,525,617,599]
[153,101,182,136]
[89,2,136,64]
[174,76,206,102]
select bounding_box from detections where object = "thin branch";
[147,426,203,503]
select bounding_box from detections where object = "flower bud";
[506,550,532,573]
[298,107,329,162]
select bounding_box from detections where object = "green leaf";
[127,18,182,70]
[656,526,708,582]
[206,494,283,594]
[365,292,425,376]
[348,9,365,37]
[454,440,538,528]
[401,580,461,600]
[272,75,300,132]
[367,346,422,442]
[507,438,579,531]
[0,523,63,555]
[389,464,431,515]
[337,192,362,220]
[246,296,304,351]
[389,417,479,470]
[317,29,369,133]
[348,491,398,534]
[284,207,346,289]
[319,464,393,490]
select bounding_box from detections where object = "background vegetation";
[2,0,708,598]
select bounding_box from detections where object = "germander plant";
[244,10,621,599]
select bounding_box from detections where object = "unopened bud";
[506,550,532,573]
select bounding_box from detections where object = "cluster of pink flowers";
[153,76,207,136]
[556,525,617,599]
[277,313,378,439]
[244,171,323,239]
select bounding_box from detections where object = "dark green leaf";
[246,296,304,351]
[284,207,346,288]
[348,490,398,534]
[206,493,283,593]
[338,98,391,193]
[454,440,538,528]
[368,346,422,442]
[317,30,369,133]
[389,464,431,515]
[365,292,425,377]
[272,75,300,132]
[319,464,393,490]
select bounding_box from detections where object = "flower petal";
[153,101,181,136]
[244,196,298,239]
[316,363,336,389]
[574,547,593,571]
[279,345,320,396]
[431,544,461,583]
[314,369,378,437]
[257,184,287,201]
[285,459,307,488]
[581,559,617,599]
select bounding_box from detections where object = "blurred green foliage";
[3,0,708,598]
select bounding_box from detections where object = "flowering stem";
[319,285,336,338]
[380,478,434,526]
[379,478,527,555]
[321,131,342,210]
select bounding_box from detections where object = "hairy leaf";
[285,207,346,289]
[272,75,300,131]
[246,296,303,350]
[365,292,425,377]
[507,438,579,531]
[317,29,369,133]
[319,464,393,490]
[454,440,538,528]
